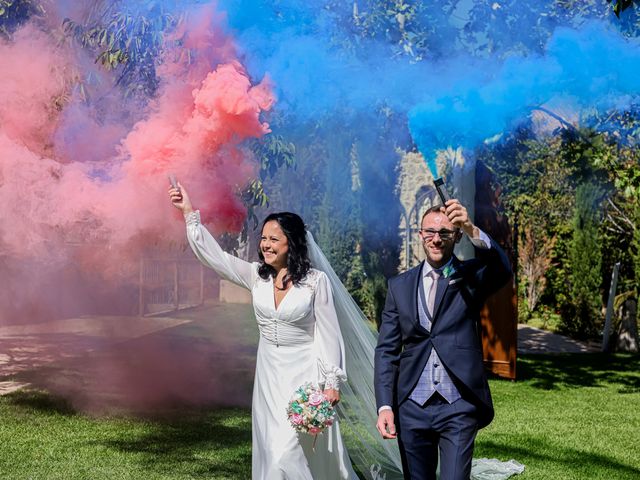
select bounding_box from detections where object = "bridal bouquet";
[287,382,336,435]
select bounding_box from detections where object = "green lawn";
[522,311,562,333]
[1,353,638,479]
[1,301,638,479]
[0,391,251,479]
[476,353,640,480]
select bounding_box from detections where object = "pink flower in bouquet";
[308,391,325,406]
[287,383,336,435]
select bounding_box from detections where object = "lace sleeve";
[312,270,347,390]
[185,211,257,290]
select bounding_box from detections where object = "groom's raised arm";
[474,236,513,301]
[374,281,403,410]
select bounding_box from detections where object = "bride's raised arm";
[169,182,256,290]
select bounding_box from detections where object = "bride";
[169,181,524,480]
[169,182,358,479]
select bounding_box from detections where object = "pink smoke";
[0,4,273,269]
[0,2,273,413]
[0,26,68,155]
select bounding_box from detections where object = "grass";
[0,302,257,479]
[1,303,638,479]
[476,353,640,480]
[521,309,563,333]
[0,390,252,480]
[1,353,638,479]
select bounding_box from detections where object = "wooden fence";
[138,256,205,316]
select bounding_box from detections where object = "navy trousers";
[397,394,478,480]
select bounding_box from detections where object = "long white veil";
[306,231,525,480]
[306,231,404,479]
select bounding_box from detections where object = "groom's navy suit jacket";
[375,237,512,429]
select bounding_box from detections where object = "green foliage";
[316,137,361,281]
[632,220,640,328]
[608,0,637,17]
[238,179,270,245]
[463,1,557,56]
[345,249,388,325]
[345,0,430,60]
[252,135,296,180]
[0,0,42,38]
[585,107,640,334]
[541,222,573,313]
[477,127,576,231]
[323,0,640,64]
[559,183,604,338]
[63,1,178,98]
[330,0,640,64]
[345,248,367,301]
[319,122,402,324]
[477,125,575,320]
[463,0,640,56]
[239,135,297,243]
[478,116,640,340]
[256,112,402,325]
[525,305,563,332]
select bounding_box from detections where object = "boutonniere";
[442,265,456,278]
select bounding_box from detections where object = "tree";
[559,183,604,338]
[518,225,556,317]
[240,134,296,243]
[589,107,640,350]
[0,0,41,38]
[608,0,638,17]
[63,2,297,248]
[62,1,177,99]
[476,125,575,320]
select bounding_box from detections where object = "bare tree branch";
[606,197,636,230]
[530,106,578,132]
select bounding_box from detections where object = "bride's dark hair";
[257,212,311,288]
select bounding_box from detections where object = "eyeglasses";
[419,228,459,241]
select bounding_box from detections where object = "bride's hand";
[168,181,194,215]
[324,388,340,406]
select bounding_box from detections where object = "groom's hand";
[376,410,397,439]
[443,199,477,238]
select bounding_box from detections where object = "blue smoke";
[409,22,640,174]
[216,1,640,177]
[55,1,640,179]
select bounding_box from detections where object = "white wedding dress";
[185,211,358,480]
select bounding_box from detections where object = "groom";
[374,198,512,479]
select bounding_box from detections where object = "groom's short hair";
[421,204,445,224]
